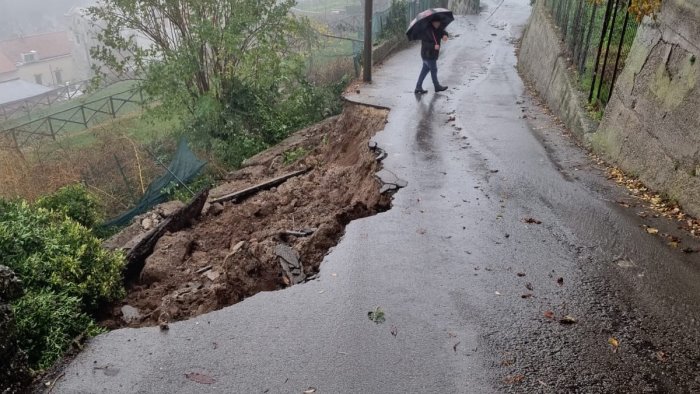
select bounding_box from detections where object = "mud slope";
[104,103,391,328]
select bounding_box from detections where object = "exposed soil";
[102,103,391,328]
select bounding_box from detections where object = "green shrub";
[12,290,103,370]
[0,199,124,372]
[36,184,104,229]
[0,201,124,311]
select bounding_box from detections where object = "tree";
[88,0,312,115]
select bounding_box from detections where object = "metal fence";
[0,87,146,154]
[0,80,90,122]
[300,0,447,82]
[543,0,638,107]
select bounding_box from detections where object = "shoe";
[414,88,428,94]
[435,85,448,92]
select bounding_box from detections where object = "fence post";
[80,105,88,127]
[363,0,373,82]
[579,2,598,74]
[109,96,116,118]
[48,118,55,140]
[589,0,615,103]
[597,0,622,102]
[609,1,631,102]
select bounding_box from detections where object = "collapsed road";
[51,0,700,392]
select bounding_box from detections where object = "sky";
[0,0,94,40]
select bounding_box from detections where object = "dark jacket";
[420,25,448,60]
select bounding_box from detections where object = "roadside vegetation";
[0,1,361,389]
[0,185,124,391]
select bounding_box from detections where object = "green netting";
[102,138,206,229]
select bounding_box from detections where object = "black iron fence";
[544,0,638,107]
[0,80,90,122]
[0,87,146,154]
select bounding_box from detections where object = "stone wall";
[592,0,700,216]
[449,0,480,14]
[518,0,597,139]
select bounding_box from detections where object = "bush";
[0,201,124,311]
[36,183,104,229]
[185,76,346,167]
[12,290,103,370]
[0,199,125,372]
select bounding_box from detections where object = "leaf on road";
[368,307,386,324]
[303,388,317,393]
[185,372,216,385]
[453,341,460,352]
[557,277,564,287]
[655,351,669,362]
[682,247,697,254]
[543,310,555,320]
[504,374,525,385]
[559,315,577,325]
[521,293,533,299]
[645,226,659,235]
[525,282,534,291]
[523,218,542,224]
[608,337,620,352]
[517,272,526,277]
[390,325,398,337]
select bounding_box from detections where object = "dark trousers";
[416,59,440,90]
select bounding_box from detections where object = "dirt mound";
[103,103,391,328]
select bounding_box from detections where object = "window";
[54,69,63,85]
[34,74,43,85]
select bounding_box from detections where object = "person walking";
[415,19,449,94]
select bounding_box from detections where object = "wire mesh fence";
[543,0,639,107]
[299,0,448,82]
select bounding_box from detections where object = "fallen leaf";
[517,272,526,277]
[655,351,669,362]
[504,374,525,385]
[645,227,659,235]
[543,310,555,320]
[185,372,216,385]
[303,388,317,393]
[668,241,680,248]
[368,307,386,324]
[495,291,502,296]
[525,282,533,291]
[523,218,542,224]
[559,315,577,325]
[682,247,697,254]
[521,293,533,299]
[557,277,564,287]
[453,341,460,352]
[608,337,619,352]
[390,325,398,337]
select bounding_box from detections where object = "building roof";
[0,31,72,71]
[0,78,53,105]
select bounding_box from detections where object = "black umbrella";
[406,8,454,41]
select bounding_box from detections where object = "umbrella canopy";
[406,8,455,41]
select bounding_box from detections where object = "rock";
[204,270,220,281]
[141,218,154,230]
[209,203,224,216]
[121,305,142,324]
[155,200,186,217]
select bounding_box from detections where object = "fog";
[0,0,94,40]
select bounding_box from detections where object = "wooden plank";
[209,168,311,205]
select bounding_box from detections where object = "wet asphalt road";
[53,1,700,393]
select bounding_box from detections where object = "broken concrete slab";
[275,244,306,285]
